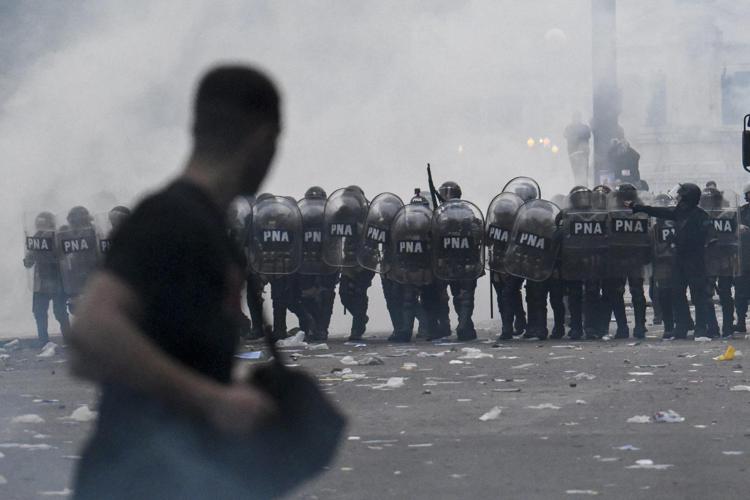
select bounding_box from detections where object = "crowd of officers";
[23,177,750,345]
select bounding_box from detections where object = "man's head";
[35,212,56,231]
[67,206,92,229]
[305,186,327,200]
[108,206,131,229]
[742,182,750,204]
[676,183,701,208]
[706,180,717,190]
[700,187,723,210]
[438,181,462,201]
[568,186,591,210]
[192,65,281,195]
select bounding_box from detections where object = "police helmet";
[256,192,274,204]
[438,181,462,200]
[35,211,56,231]
[305,186,327,200]
[568,186,592,210]
[514,182,539,202]
[67,206,92,227]
[676,183,701,207]
[654,193,673,207]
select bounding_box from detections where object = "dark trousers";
[565,280,583,334]
[270,275,309,335]
[245,273,266,335]
[603,273,646,334]
[499,275,526,335]
[583,280,607,337]
[339,269,375,336]
[649,277,663,321]
[672,267,714,336]
[703,277,734,334]
[735,272,750,326]
[382,276,403,335]
[299,273,339,338]
[32,291,70,343]
[525,277,564,338]
[439,279,478,339]
[655,281,675,333]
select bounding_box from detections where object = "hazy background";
[2,0,745,336]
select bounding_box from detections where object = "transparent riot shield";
[504,199,561,282]
[57,221,99,296]
[298,197,338,275]
[432,200,485,280]
[485,193,523,272]
[651,195,677,283]
[389,204,434,286]
[248,196,302,275]
[227,196,253,249]
[502,176,541,202]
[560,188,609,281]
[322,188,368,268]
[701,189,740,276]
[357,193,404,274]
[23,212,61,294]
[606,190,652,276]
[93,213,115,259]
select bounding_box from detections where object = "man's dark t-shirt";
[104,180,244,383]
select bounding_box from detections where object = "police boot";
[550,325,565,340]
[567,329,583,340]
[734,320,747,333]
[455,313,477,341]
[348,313,368,341]
[614,326,630,339]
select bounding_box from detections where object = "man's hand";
[623,200,634,209]
[206,384,277,435]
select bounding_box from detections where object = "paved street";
[1,324,749,499]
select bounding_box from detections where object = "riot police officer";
[58,205,99,312]
[735,183,750,333]
[604,183,649,339]
[431,181,481,341]
[23,211,70,344]
[649,193,677,337]
[631,183,713,339]
[699,186,739,337]
[297,186,340,341]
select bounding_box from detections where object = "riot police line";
[23,179,750,344]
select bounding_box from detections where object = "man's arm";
[632,204,677,220]
[68,271,274,433]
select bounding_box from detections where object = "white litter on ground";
[576,400,588,405]
[628,372,654,376]
[722,451,744,456]
[372,377,405,390]
[0,443,53,450]
[730,385,750,392]
[65,405,98,422]
[11,414,45,424]
[416,351,448,358]
[653,410,684,423]
[407,443,433,448]
[37,342,58,358]
[573,372,596,380]
[626,415,652,424]
[527,403,561,410]
[459,348,493,360]
[694,337,712,342]
[3,339,19,349]
[615,445,640,451]
[511,363,536,369]
[449,360,464,365]
[565,490,599,495]
[479,406,503,421]
[307,343,329,351]
[0,474,6,485]
[626,459,673,470]
[38,488,73,496]
[401,362,418,371]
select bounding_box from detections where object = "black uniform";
[633,185,713,338]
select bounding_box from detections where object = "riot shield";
[23,212,61,294]
[297,197,338,275]
[560,192,609,281]
[432,200,485,280]
[357,193,404,274]
[248,196,302,275]
[322,188,368,268]
[502,176,541,202]
[227,196,253,249]
[651,195,677,282]
[93,213,115,258]
[57,221,99,296]
[504,199,561,282]
[606,190,651,276]
[701,189,740,276]
[389,204,434,286]
[485,193,523,272]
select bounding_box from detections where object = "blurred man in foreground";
[69,65,281,499]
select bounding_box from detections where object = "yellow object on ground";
[713,345,735,361]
